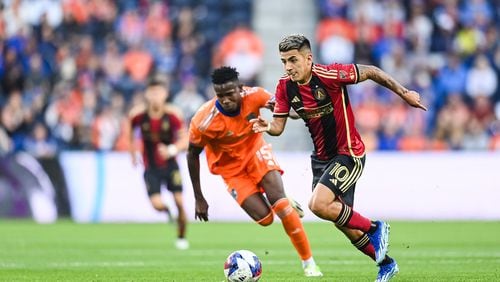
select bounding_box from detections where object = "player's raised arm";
[186,143,209,221]
[356,64,427,111]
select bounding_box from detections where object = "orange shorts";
[222,144,283,205]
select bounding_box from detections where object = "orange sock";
[272,198,312,260]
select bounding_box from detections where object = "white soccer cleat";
[288,197,305,218]
[175,238,189,250]
[303,264,323,277]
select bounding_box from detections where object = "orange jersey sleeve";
[189,86,272,177]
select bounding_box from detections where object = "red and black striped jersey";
[274,63,365,160]
[131,111,183,169]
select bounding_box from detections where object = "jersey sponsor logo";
[313,87,327,101]
[291,96,301,103]
[296,103,334,119]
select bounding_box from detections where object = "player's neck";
[148,107,163,118]
[297,72,312,85]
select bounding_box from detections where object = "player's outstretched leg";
[367,220,390,264]
[272,198,322,277]
[376,257,399,282]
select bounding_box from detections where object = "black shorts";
[143,162,183,196]
[311,154,365,207]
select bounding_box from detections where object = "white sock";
[302,257,316,268]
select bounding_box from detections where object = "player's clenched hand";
[250,116,269,133]
[157,143,178,159]
[195,198,209,221]
[402,90,427,111]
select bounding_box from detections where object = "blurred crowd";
[0,0,253,155]
[0,0,499,157]
[316,0,499,151]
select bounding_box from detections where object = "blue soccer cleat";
[375,259,399,282]
[368,220,390,264]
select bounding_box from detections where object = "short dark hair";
[147,76,168,88]
[211,66,239,85]
[278,34,311,52]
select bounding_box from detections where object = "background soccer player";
[251,34,427,282]
[186,66,322,277]
[128,78,189,250]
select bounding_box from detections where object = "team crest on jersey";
[314,87,327,101]
[230,188,238,200]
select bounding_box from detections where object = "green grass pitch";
[1,220,499,281]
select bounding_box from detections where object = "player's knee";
[256,212,274,226]
[150,198,166,211]
[308,200,327,218]
[151,202,165,211]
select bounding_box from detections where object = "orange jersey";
[189,86,272,177]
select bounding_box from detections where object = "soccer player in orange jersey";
[186,66,322,277]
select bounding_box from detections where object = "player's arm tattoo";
[357,64,408,97]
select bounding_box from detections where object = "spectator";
[434,95,471,149]
[0,0,498,154]
[462,117,490,150]
[91,104,120,151]
[433,52,468,110]
[172,76,206,122]
[123,42,153,83]
[465,54,498,99]
[212,26,264,85]
[23,121,58,158]
[316,18,356,64]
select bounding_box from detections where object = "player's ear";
[306,52,313,65]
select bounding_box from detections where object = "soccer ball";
[223,250,262,282]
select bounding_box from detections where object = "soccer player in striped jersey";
[251,34,427,282]
[187,66,322,277]
[128,78,189,250]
